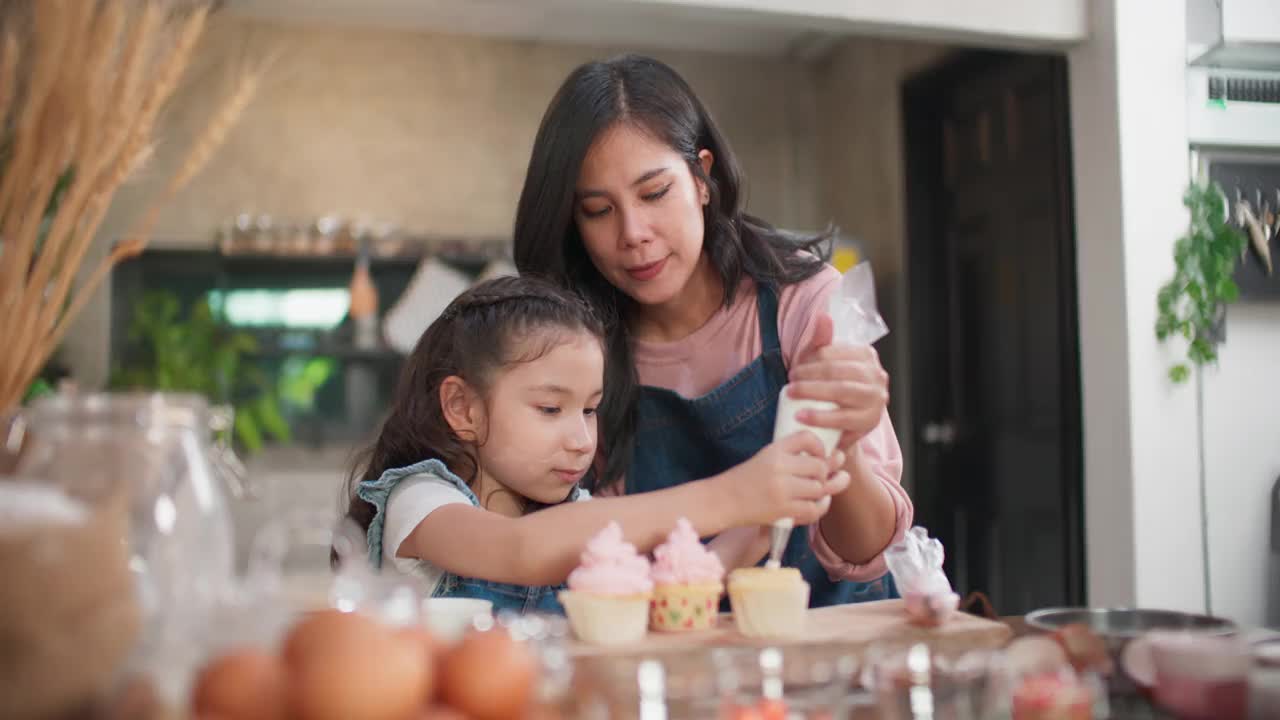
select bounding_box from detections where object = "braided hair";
[339,275,604,536]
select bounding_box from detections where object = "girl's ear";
[440,375,486,443]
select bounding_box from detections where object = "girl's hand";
[707,526,772,570]
[721,430,849,527]
[788,313,889,450]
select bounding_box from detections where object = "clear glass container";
[577,645,860,719]
[862,641,1007,720]
[712,645,861,719]
[0,422,138,718]
[207,506,426,656]
[9,392,237,706]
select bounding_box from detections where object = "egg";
[394,625,441,702]
[418,706,473,720]
[281,610,351,665]
[439,627,536,720]
[191,647,287,720]
[405,622,447,651]
[285,609,429,720]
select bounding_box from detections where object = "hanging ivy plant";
[1155,181,1248,383]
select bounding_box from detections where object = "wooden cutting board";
[567,599,1012,659]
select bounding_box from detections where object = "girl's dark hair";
[513,53,832,492]
[339,275,604,540]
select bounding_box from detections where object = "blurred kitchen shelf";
[221,252,426,272]
[247,344,404,362]
[121,247,490,276]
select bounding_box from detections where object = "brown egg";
[285,609,429,720]
[191,647,287,720]
[439,628,536,720]
[418,706,472,720]
[281,610,352,665]
[525,706,564,720]
[395,626,442,702]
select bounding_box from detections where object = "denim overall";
[358,458,571,614]
[626,283,897,607]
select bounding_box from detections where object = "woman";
[512,54,909,606]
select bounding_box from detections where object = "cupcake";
[648,518,725,632]
[727,566,810,638]
[558,522,653,646]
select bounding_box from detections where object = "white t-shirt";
[382,471,591,594]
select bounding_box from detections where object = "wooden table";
[568,599,1012,659]
[561,602,1231,718]
[565,600,1015,718]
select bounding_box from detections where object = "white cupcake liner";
[728,581,810,638]
[558,590,651,646]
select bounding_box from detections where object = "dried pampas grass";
[0,0,265,412]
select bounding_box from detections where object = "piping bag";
[765,262,889,568]
[884,526,960,626]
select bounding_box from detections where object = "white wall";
[63,16,824,388]
[1188,0,1280,633]
[1068,0,1280,626]
[1204,305,1280,626]
[641,0,1087,45]
[1068,0,1207,611]
[812,39,951,491]
[63,0,1266,619]
[100,16,823,243]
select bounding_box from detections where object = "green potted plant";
[1155,181,1249,383]
[111,290,290,453]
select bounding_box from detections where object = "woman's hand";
[716,430,849,527]
[787,313,889,451]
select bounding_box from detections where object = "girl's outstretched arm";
[401,432,848,586]
[705,526,770,571]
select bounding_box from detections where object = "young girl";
[341,276,849,613]
[513,55,911,607]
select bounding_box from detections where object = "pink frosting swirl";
[567,522,654,595]
[651,517,725,585]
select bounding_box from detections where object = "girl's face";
[473,330,604,506]
[574,123,714,311]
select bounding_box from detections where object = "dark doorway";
[903,51,1085,615]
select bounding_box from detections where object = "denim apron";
[357,458,570,614]
[626,283,896,607]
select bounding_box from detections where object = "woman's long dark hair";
[513,53,832,492]
[339,275,604,537]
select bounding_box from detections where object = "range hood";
[1189,0,1280,70]
[1187,0,1280,149]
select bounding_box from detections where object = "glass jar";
[9,392,238,706]
[0,428,138,718]
[862,641,1007,720]
[713,645,861,719]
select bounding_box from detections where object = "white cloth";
[382,470,591,594]
[382,257,472,354]
[382,472,473,593]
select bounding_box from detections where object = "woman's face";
[574,123,713,309]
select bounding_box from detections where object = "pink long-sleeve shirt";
[631,265,911,582]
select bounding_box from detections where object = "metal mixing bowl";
[1026,607,1236,639]
[1025,607,1237,694]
